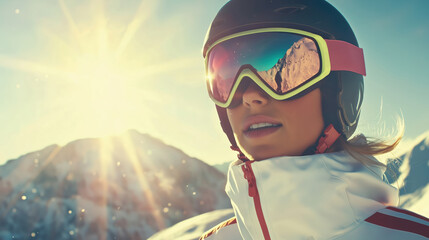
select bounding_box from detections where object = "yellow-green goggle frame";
[204,28,332,108]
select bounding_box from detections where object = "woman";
[199,0,429,239]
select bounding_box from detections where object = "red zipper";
[242,161,271,240]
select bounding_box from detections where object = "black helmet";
[203,0,364,152]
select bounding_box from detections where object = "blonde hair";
[328,118,405,168]
[338,134,403,167]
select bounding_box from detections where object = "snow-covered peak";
[385,131,429,210]
[0,130,230,239]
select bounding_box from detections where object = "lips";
[242,115,282,138]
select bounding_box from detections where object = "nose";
[242,82,269,108]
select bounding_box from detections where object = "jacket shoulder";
[199,217,240,240]
[340,207,429,239]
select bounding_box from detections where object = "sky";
[0,0,428,166]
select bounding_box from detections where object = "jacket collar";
[225,151,399,239]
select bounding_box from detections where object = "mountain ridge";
[0,129,231,239]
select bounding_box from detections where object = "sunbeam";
[116,0,159,59]
[120,132,166,230]
[130,56,202,80]
[0,55,62,76]
[58,0,84,50]
[97,137,112,240]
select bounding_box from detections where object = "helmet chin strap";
[231,124,341,161]
[230,145,250,162]
[302,124,341,155]
[314,124,341,154]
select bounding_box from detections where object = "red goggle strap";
[326,40,366,76]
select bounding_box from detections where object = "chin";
[243,147,286,161]
[243,145,304,161]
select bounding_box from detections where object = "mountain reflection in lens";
[207,32,321,103]
[257,37,320,93]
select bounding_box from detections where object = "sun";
[0,0,206,143]
[0,0,211,165]
[12,0,164,136]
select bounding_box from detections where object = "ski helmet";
[203,0,364,153]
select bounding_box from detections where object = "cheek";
[300,111,324,134]
[226,109,241,134]
[297,94,324,135]
[299,103,323,124]
[281,90,324,137]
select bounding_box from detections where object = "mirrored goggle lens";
[206,32,321,104]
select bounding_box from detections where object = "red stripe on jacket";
[386,206,429,222]
[365,210,429,238]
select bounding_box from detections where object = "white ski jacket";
[200,152,429,239]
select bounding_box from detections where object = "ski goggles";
[204,28,366,108]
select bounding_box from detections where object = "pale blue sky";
[1,0,428,165]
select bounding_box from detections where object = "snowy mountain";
[0,130,231,240]
[386,131,429,216]
[212,161,230,175]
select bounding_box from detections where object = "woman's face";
[226,82,324,160]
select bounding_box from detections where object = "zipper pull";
[242,162,256,197]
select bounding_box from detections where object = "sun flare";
[3,0,166,136]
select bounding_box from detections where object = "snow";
[386,131,429,216]
[148,208,234,240]
[400,184,429,218]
